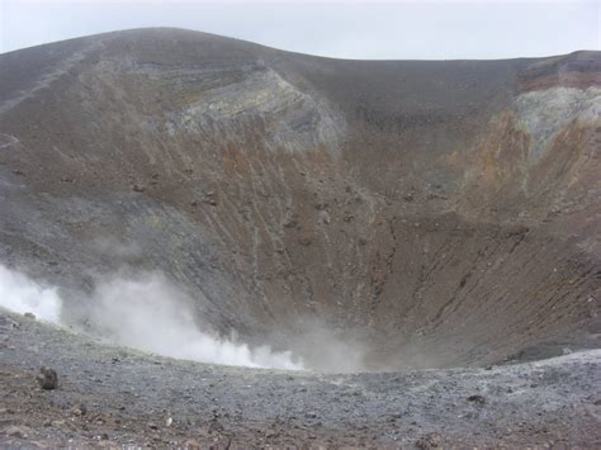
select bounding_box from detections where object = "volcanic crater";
[1,28,601,448]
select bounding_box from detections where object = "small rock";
[165,417,173,427]
[415,432,442,449]
[3,425,32,439]
[0,316,20,329]
[183,439,202,450]
[203,191,218,206]
[467,394,486,405]
[132,184,146,193]
[24,312,36,320]
[283,218,298,229]
[36,367,58,390]
[299,236,312,246]
[71,404,87,416]
[148,422,159,430]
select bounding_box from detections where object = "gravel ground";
[1,309,601,448]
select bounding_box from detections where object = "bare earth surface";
[1,311,601,448]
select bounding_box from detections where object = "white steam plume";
[0,264,303,371]
[0,265,62,323]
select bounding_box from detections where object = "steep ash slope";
[1,29,600,370]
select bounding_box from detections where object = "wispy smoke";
[0,265,62,323]
[0,264,302,371]
[270,317,371,373]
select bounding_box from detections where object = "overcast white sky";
[0,0,599,59]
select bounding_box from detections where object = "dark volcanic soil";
[2,311,601,448]
[1,28,601,447]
